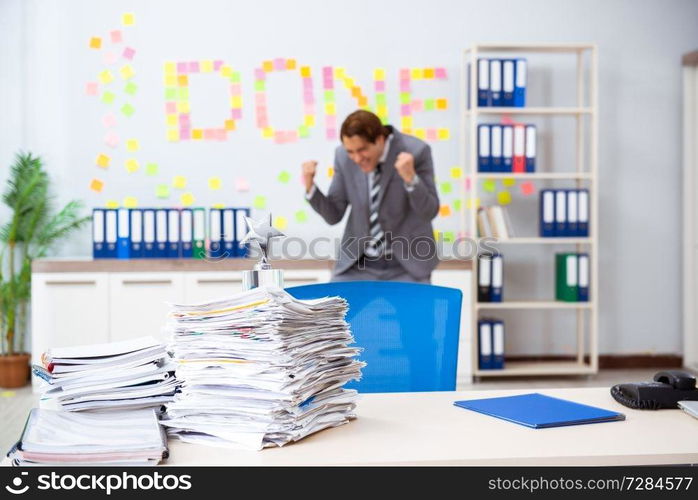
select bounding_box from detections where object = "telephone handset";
[610,370,698,409]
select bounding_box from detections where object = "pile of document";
[32,336,177,412]
[7,408,168,465]
[162,286,364,450]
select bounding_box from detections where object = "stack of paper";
[32,336,177,412]
[7,408,168,465]
[161,286,364,450]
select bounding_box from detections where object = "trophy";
[240,215,285,290]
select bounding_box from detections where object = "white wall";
[4,0,698,356]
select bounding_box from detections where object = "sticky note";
[201,60,213,73]
[103,52,117,65]
[466,197,481,209]
[521,181,535,196]
[173,175,187,189]
[125,159,139,173]
[212,203,225,209]
[110,30,122,43]
[90,178,104,192]
[96,154,110,168]
[497,190,512,205]
[450,167,463,179]
[208,177,222,190]
[453,199,462,211]
[180,193,195,207]
[300,66,311,78]
[295,210,308,223]
[502,177,517,187]
[145,163,158,176]
[436,98,448,110]
[373,68,386,80]
[99,70,114,84]
[465,177,472,191]
[253,195,267,209]
[126,139,140,152]
[443,231,455,243]
[438,128,450,140]
[1,391,16,398]
[423,68,435,79]
[278,171,291,183]
[167,129,179,142]
[440,182,453,194]
[119,64,135,80]
[105,200,119,209]
[156,184,170,199]
[254,80,265,91]
[124,81,137,95]
[411,68,422,79]
[122,13,135,26]
[104,132,119,148]
[192,129,203,140]
[86,82,98,96]
[327,167,334,178]
[122,47,136,60]
[262,60,273,72]
[286,59,297,70]
[123,196,138,208]
[102,113,117,128]
[483,179,496,193]
[439,205,452,217]
[435,67,447,79]
[235,178,250,192]
[424,99,435,111]
[298,125,310,138]
[273,216,288,230]
[121,103,135,117]
[89,37,102,49]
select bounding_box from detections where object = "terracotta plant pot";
[0,353,31,388]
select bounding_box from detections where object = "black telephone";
[610,370,698,409]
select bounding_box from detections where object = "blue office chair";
[286,281,462,393]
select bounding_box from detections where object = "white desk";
[164,387,698,466]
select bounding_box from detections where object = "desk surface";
[164,387,698,466]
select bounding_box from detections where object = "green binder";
[556,253,579,301]
[192,207,207,259]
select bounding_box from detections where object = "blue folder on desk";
[454,393,625,429]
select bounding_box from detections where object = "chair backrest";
[286,281,462,393]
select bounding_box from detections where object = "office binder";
[478,125,491,172]
[525,125,536,173]
[556,252,578,302]
[540,190,555,237]
[502,59,515,106]
[155,209,168,258]
[502,125,513,172]
[180,209,193,258]
[222,208,235,258]
[208,208,223,259]
[167,209,181,258]
[578,189,589,237]
[578,253,590,302]
[514,59,527,107]
[129,209,144,259]
[567,190,579,236]
[117,208,130,259]
[490,59,502,106]
[555,190,567,236]
[142,209,156,258]
[478,321,493,370]
[235,208,251,257]
[92,209,105,259]
[477,254,492,302]
[104,209,118,258]
[477,58,490,107]
[492,320,505,369]
[192,208,206,259]
[454,393,624,429]
[491,254,503,302]
[490,125,503,172]
[512,124,525,173]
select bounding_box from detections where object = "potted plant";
[0,152,89,388]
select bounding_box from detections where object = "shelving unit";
[461,43,599,379]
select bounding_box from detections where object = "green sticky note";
[253,195,267,209]
[295,210,308,223]
[254,80,265,91]
[124,82,138,95]
[375,94,387,106]
[155,184,170,199]
[121,103,135,117]
[424,99,435,111]
[380,116,389,125]
[178,87,189,100]
[483,179,496,193]
[324,90,335,101]
[230,72,241,83]
[440,182,453,194]
[165,88,177,100]
[278,171,291,183]
[453,199,462,211]
[399,92,411,105]
[298,125,310,138]
[101,91,115,104]
[145,163,159,176]
[443,231,455,243]
[502,177,516,187]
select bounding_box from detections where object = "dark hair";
[340,110,389,143]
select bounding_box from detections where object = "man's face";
[341,135,385,173]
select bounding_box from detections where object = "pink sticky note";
[177,62,188,74]
[400,80,411,92]
[235,178,250,192]
[188,61,199,73]
[399,68,410,79]
[255,93,266,105]
[204,129,216,140]
[412,99,424,112]
[435,67,447,79]
[303,78,313,90]
[304,103,315,115]
[426,129,438,141]
[110,30,122,44]
[86,82,99,96]
[178,114,190,124]
[165,102,177,114]
[274,58,285,71]
[229,83,242,95]
[274,131,285,144]
[257,116,269,128]
[254,68,265,81]
[231,108,242,120]
[500,116,515,125]
[122,47,136,60]
[326,128,337,140]
[286,130,299,142]
[323,78,334,89]
[179,128,190,140]
[103,52,117,65]
[521,181,535,196]
[101,112,117,128]
[374,80,386,92]
[323,66,333,78]
[325,115,337,127]
[465,177,472,191]
[400,104,411,116]
[105,131,119,148]
[213,60,223,71]
[215,129,226,141]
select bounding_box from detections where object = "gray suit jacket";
[308,127,440,279]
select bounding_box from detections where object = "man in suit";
[302,110,440,282]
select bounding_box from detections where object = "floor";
[0,367,681,457]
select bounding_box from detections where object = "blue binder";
[129,209,144,258]
[554,190,567,236]
[478,320,493,370]
[180,209,193,258]
[490,254,503,302]
[92,209,106,259]
[222,208,235,258]
[578,189,590,237]
[578,253,590,302]
[502,125,513,172]
[116,208,130,259]
[539,190,555,237]
[454,393,625,429]
[478,125,491,172]
[525,125,536,173]
[104,209,118,258]
[208,208,223,259]
[234,208,251,257]
[167,209,181,258]
[501,59,515,106]
[489,59,502,106]
[155,209,168,258]
[491,320,505,369]
[477,58,490,107]
[514,58,527,107]
[490,125,503,172]
[566,190,579,236]
[142,209,156,258]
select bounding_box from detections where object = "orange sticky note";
[89,37,102,49]
[521,181,535,196]
[286,59,297,70]
[90,178,104,192]
[436,98,448,110]
[423,68,435,79]
[262,60,274,72]
[439,205,452,217]
[177,75,188,86]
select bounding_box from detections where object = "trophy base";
[242,269,284,291]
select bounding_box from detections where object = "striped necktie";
[365,163,385,257]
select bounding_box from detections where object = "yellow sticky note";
[145,163,158,176]
[180,192,195,206]
[466,197,481,209]
[164,62,176,75]
[96,154,110,168]
[123,196,138,208]
[436,98,448,110]
[373,68,386,80]
[334,67,345,79]
[122,13,135,26]
[400,116,413,129]
[164,75,177,86]
[105,200,119,209]
[327,167,334,178]
[414,128,426,140]
[343,77,354,89]
[253,195,267,209]
[225,119,236,131]
[497,191,512,205]
[176,101,190,113]
[126,139,140,152]
[208,177,222,190]
[155,184,170,199]
[300,66,311,78]
[324,103,336,115]
[450,167,463,179]
[304,115,315,127]
[423,68,435,79]
[286,59,297,70]
[119,64,135,80]
[167,129,179,142]
[262,127,274,138]
[502,177,517,187]
[90,178,104,192]
[192,129,203,140]
[411,68,423,79]
[125,158,139,173]
[376,105,388,117]
[262,60,274,72]
[200,60,213,73]
[177,75,188,86]
[166,114,177,127]
[173,175,187,189]
[437,128,450,140]
[273,216,288,230]
[98,70,114,84]
[212,203,225,209]
[220,65,232,78]
[89,37,102,49]
[1,391,16,398]
[230,95,242,108]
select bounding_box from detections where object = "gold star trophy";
[240,215,285,290]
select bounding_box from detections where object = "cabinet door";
[108,273,185,343]
[31,273,109,364]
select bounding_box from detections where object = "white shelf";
[465,43,595,53]
[491,237,592,244]
[474,361,595,377]
[466,107,593,116]
[476,301,592,310]
[473,173,592,180]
